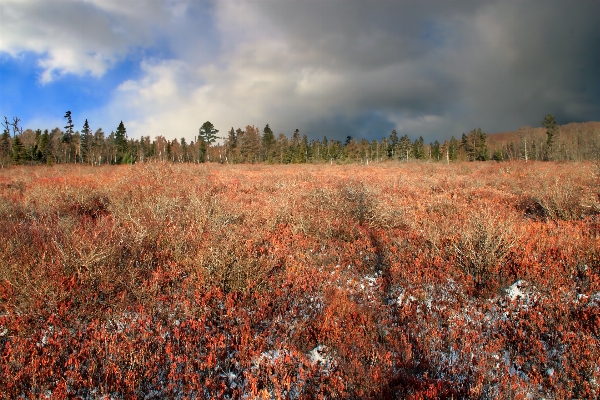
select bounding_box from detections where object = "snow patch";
[505,280,528,301]
[308,345,328,365]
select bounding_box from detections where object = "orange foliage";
[0,161,599,398]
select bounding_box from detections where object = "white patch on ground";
[505,280,528,301]
[308,345,328,364]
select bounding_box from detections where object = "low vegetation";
[1,161,599,398]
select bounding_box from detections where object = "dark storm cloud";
[4,1,598,142]
[247,1,600,141]
[302,111,396,142]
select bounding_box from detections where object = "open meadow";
[0,161,599,398]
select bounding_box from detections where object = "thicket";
[2,113,599,167]
[0,161,599,398]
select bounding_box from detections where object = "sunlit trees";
[239,125,260,163]
[388,129,399,159]
[225,127,237,163]
[114,121,129,164]
[80,119,92,164]
[261,123,275,162]
[62,111,75,163]
[431,140,442,161]
[11,135,25,164]
[413,136,426,159]
[3,111,600,167]
[461,128,488,161]
[198,121,219,145]
[0,118,11,167]
[197,121,219,162]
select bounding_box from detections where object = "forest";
[2,113,600,167]
[0,160,599,398]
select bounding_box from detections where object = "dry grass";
[0,161,599,398]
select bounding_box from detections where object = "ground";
[0,161,599,398]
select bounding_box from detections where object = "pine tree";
[63,111,75,163]
[449,136,459,161]
[226,127,237,163]
[240,125,260,163]
[290,129,301,162]
[300,135,310,163]
[399,134,412,161]
[388,130,399,159]
[262,124,275,162]
[542,114,559,160]
[462,128,488,161]
[431,140,441,161]
[39,129,51,164]
[11,136,25,164]
[1,117,11,167]
[413,136,426,159]
[115,121,128,163]
[199,121,219,144]
[81,119,92,164]
[475,128,488,161]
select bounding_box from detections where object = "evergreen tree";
[388,130,399,159]
[542,114,559,160]
[199,121,219,144]
[115,121,128,163]
[226,127,237,163]
[81,119,92,164]
[240,125,260,163]
[300,135,310,163]
[291,129,301,162]
[474,128,488,161]
[449,136,459,161]
[93,128,105,165]
[262,124,275,162]
[180,137,188,162]
[493,149,504,161]
[413,136,426,159]
[11,135,25,164]
[39,129,51,164]
[198,138,207,163]
[399,134,412,161]
[0,117,11,167]
[431,140,441,161]
[63,111,75,162]
[461,128,488,161]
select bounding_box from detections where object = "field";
[1,161,599,399]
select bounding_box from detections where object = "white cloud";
[0,0,161,82]
[4,0,598,141]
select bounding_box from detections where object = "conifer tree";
[199,121,219,144]
[431,140,441,161]
[413,136,426,159]
[11,135,25,164]
[399,134,412,161]
[62,111,75,162]
[226,127,237,163]
[262,124,275,162]
[115,121,128,163]
[81,119,92,164]
[542,114,559,160]
[449,136,459,161]
[388,130,399,159]
[1,117,11,167]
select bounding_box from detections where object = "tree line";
[1,112,598,167]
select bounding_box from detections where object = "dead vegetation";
[0,161,599,398]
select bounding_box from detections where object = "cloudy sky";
[1,0,599,143]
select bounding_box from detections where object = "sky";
[1,0,599,144]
